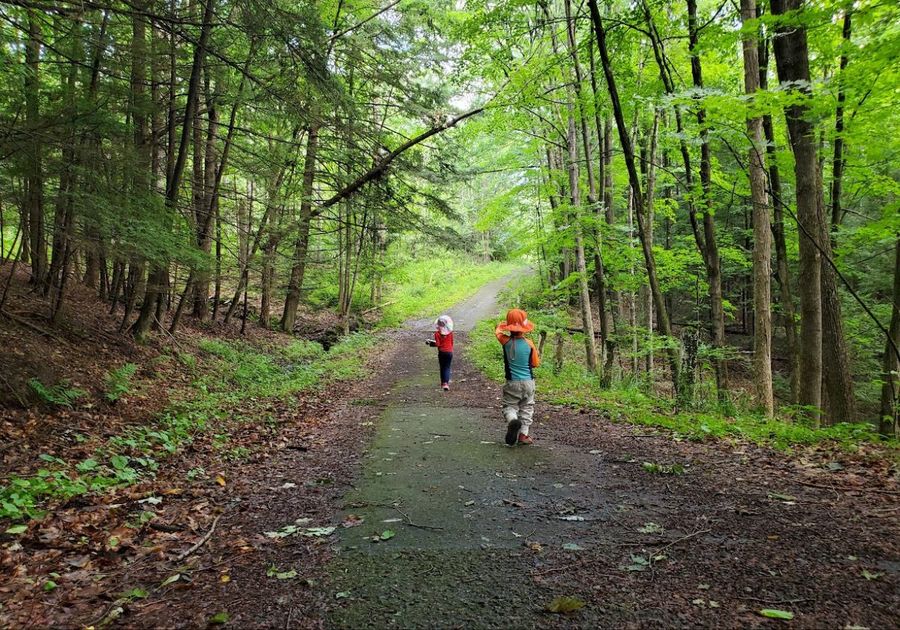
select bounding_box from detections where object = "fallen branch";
[391,505,444,531]
[0,309,67,343]
[740,596,813,605]
[796,479,900,496]
[361,299,399,315]
[175,513,223,562]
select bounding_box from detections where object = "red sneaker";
[517,433,534,445]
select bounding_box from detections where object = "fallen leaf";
[341,515,364,528]
[861,569,883,581]
[546,596,586,614]
[335,591,351,599]
[759,609,794,620]
[43,580,57,592]
[122,588,148,600]
[303,526,336,538]
[160,574,181,587]
[215,475,226,487]
[219,574,231,584]
[4,525,27,535]
[209,612,229,624]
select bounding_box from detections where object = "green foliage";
[104,363,138,403]
[0,332,380,521]
[468,318,897,452]
[28,378,87,408]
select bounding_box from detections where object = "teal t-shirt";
[503,337,535,381]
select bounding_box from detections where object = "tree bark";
[133,0,214,340]
[758,23,799,402]
[687,0,729,402]
[24,10,46,285]
[281,123,320,332]
[741,0,774,417]
[880,237,900,438]
[770,0,823,418]
[562,0,599,374]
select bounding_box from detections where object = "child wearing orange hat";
[495,309,540,445]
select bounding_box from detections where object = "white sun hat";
[435,315,454,334]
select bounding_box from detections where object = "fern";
[28,378,87,408]
[105,363,138,403]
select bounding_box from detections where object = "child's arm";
[527,337,541,368]
[494,323,510,345]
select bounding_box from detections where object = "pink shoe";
[442,383,450,391]
[517,433,534,445]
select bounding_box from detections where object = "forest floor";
[2,275,899,628]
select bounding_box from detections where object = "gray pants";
[502,379,535,435]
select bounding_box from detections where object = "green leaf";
[546,596,585,614]
[266,565,298,580]
[759,609,794,620]
[861,569,883,581]
[379,529,396,541]
[5,524,27,535]
[76,459,99,472]
[43,580,58,592]
[160,573,181,586]
[123,588,149,599]
[303,526,336,537]
[208,612,229,624]
[110,455,130,471]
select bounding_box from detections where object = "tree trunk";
[192,70,216,321]
[133,0,214,340]
[770,0,823,418]
[281,123,320,332]
[24,10,46,285]
[741,0,774,417]
[562,0,599,374]
[830,11,851,232]
[758,23,799,402]
[687,0,729,402]
[879,237,900,438]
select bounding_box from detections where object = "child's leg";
[518,380,536,435]
[438,352,452,384]
[501,381,520,422]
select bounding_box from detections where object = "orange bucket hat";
[498,308,534,333]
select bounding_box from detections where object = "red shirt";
[434,331,453,352]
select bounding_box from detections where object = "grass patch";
[468,319,895,453]
[377,255,521,327]
[0,334,377,521]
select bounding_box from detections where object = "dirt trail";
[123,277,897,629]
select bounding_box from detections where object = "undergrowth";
[0,334,376,522]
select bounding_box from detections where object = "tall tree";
[740,0,774,416]
[769,0,824,417]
